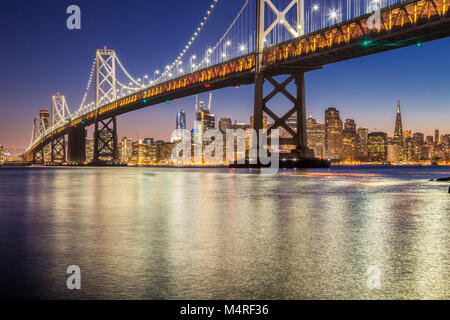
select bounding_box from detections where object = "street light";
[205,48,213,67]
[190,55,197,72]
[154,70,160,83]
[223,41,231,61]
[329,9,338,22]
[239,44,246,53]
[312,4,320,32]
[177,61,183,75]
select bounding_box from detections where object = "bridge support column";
[93,116,119,164]
[253,72,314,160]
[51,136,66,164]
[68,126,86,164]
[33,147,44,165]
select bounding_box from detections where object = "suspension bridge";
[24,0,450,164]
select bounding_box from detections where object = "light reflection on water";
[0,166,448,299]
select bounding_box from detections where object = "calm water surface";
[0,166,449,299]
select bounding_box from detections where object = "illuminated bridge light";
[142,99,148,103]
[361,39,374,47]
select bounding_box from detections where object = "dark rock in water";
[435,177,450,182]
[428,179,434,181]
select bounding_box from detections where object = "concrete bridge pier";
[68,126,86,164]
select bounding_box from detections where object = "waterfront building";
[342,119,360,162]
[325,107,343,161]
[368,132,387,162]
[132,140,148,165]
[387,144,402,163]
[120,137,133,163]
[86,139,94,162]
[357,128,369,161]
[306,117,325,159]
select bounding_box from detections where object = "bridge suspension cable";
[154,0,221,84]
[195,0,251,71]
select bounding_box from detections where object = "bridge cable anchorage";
[155,0,220,84]
[195,0,250,71]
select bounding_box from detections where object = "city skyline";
[0,1,449,149]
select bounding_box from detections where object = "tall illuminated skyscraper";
[368,132,388,162]
[325,107,343,160]
[307,117,325,159]
[343,119,360,162]
[176,109,186,130]
[435,129,440,145]
[393,100,404,146]
[357,128,369,161]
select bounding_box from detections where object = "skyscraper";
[435,129,440,145]
[393,100,404,146]
[306,117,325,159]
[176,109,186,130]
[120,137,133,163]
[325,107,343,160]
[368,132,388,162]
[357,128,369,161]
[342,119,360,162]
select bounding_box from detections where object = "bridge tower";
[50,94,70,164]
[93,48,119,164]
[254,0,314,161]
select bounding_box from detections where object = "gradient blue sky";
[0,0,449,148]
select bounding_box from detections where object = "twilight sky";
[0,0,449,149]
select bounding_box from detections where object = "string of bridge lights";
[154,0,220,85]
[75,57,96,117]
[195,0,250,71]
[115,55,142,88]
